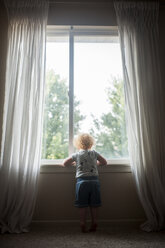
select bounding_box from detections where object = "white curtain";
[114,1,165,232]
[0,0,48,233]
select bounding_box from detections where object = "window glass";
[74,36,128,158]
[42,36,69,159]
[42,28,128,160]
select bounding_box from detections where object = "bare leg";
[89,207,98,232]
[79,208,87,232]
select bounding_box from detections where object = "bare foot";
[89,223,97,232]
[80,223,87,233]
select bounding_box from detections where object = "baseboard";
[32,218,145,227]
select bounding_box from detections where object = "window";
[42,26,128,162]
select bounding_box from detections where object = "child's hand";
[63,157,75,167]
[97,155,107,166]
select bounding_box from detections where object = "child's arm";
[62,157,75,167]
[97,155,107,166]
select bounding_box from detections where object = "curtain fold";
[0,0,48,233]
[114,1,165,232]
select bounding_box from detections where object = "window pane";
[42,36,69,159]
[74,36,128,159]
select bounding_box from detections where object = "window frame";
[43,25,130,167]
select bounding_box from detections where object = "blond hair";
[74,133,95,150]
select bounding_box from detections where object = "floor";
[0,222,165,248]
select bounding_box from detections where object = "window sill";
[40,159,131,174]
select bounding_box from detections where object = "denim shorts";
[75,176,101,208]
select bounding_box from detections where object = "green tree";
[91,76,128,159]
[42,69,85,159]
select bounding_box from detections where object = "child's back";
[72,150,100,178]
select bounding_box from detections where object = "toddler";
[63,133,107,233]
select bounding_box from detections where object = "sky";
[46,39,123,133]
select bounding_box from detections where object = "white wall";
[33,166,145,221]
